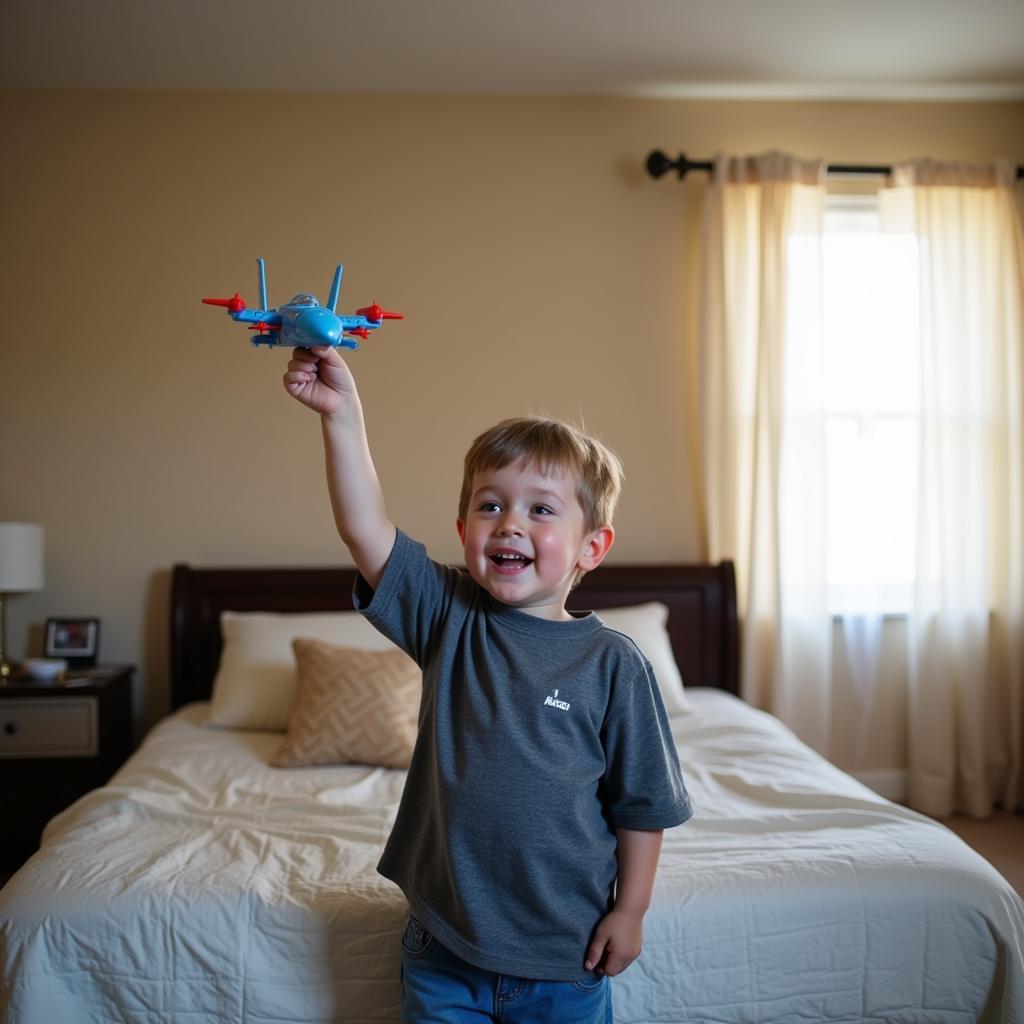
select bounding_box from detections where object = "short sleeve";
[353,529,458,666]
[601,661,693,830]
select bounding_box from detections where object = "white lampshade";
[0,522,45,592]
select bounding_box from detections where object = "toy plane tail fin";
[327,265,343,313]
[257,258,269,310]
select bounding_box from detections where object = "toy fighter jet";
[202,258,402,349]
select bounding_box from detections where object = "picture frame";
[44,617,100,667]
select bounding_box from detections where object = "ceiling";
[2,0,1023,100]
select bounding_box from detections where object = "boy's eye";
[532,504,555,516]
[478,501,501,513]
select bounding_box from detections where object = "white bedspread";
[2,689,1022,1023]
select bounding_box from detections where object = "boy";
[284,345,692,1023]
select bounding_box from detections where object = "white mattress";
[2,689,1022,1023]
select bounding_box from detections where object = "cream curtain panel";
[884,160,1024,817]
[699,152,831,752]
[699,151,1024,817]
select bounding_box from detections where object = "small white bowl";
[23,658,68,681]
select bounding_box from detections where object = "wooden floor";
[942,809,1024,897]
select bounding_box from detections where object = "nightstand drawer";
[0,698,98,758]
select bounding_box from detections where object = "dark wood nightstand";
[0,664,134,870]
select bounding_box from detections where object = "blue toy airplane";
[203,258,402,349]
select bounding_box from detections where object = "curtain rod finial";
[646,150,693,180]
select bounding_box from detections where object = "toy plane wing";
[232,310,283,326]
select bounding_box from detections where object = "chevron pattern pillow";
[272,639,421,769]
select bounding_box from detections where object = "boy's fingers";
[602,954,629,977]
[584,939,607,971]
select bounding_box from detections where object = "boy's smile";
[457,461,614,621]
[488,548,534,574]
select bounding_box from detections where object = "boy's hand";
[283,345,356,417]
[584,908,644,977]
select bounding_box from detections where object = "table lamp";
[0,522,45,679]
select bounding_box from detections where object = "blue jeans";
[400,916,613,1023]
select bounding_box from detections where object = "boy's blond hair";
[458,417,624,531]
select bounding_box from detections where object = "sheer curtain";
[699,152,1024,814]
[699,152,833,753]
[884,160,1024,817]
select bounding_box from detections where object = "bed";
[2,558,1022,1023]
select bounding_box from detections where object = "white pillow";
[208,611,400,731]
[597,602,691,714]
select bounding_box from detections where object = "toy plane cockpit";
[202,259,402,349]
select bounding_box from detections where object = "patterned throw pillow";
[272,639,421,769]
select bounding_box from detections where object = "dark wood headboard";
[170,560,739,710]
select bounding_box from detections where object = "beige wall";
[2,92,1022,759]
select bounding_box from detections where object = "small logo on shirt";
[543,688,571,711]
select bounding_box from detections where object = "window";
[821,192,920,613]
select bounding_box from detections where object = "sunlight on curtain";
[823,198,920,614]
[820,197,920,766]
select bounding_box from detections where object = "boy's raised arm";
[283,345,396,589]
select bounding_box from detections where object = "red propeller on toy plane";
[355,302,403,324]
[202,293,247,314]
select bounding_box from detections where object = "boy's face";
[456,461,614,621]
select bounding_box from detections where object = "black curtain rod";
[646,150,1024,181]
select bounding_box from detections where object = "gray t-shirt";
[354,529,692,981]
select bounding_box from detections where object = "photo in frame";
[44,618,100,667]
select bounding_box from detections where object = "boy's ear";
[577,525,615,572]
[456,518,466,545]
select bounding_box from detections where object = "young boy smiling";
[284,345,692,1024]
[457,458,609,619]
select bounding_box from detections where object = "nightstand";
[0,664,134,870]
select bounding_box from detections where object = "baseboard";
[850,769,908,804]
